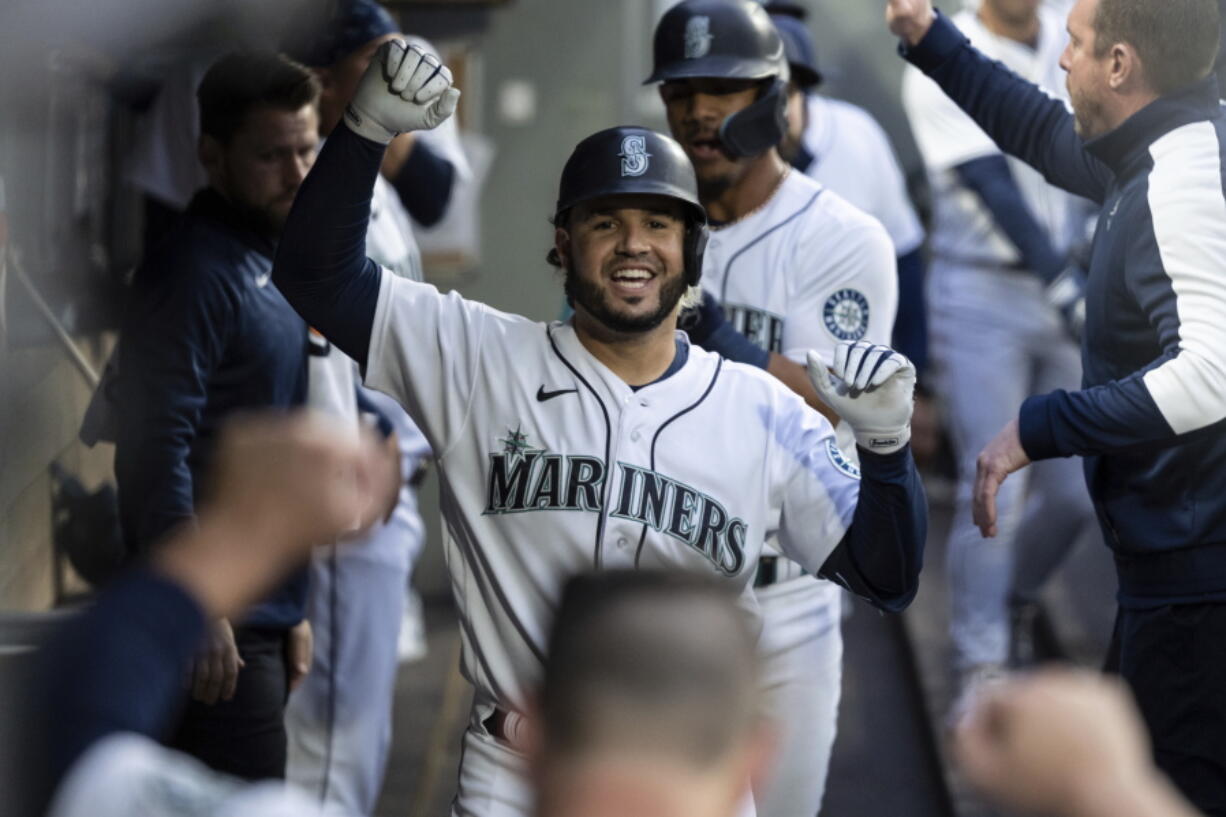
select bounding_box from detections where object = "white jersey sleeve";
[902,62,1000,172]
[364,269,508,455]
[783,197,898,369]
[764,382,860,570]
[49,734,330,817]
[803,96,926,255]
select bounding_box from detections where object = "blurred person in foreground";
[529,571,770,817]
[887,0,1226,808]
[36,412,400,817]
[956,669,1203,817]
[112,51,319,780]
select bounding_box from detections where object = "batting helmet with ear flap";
[646,0,790,159]
[553,126,709,286]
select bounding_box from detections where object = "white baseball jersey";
[362,271,863,713]
[702,171,898,372]
[801,95,926,256]
[902,7,1082,263]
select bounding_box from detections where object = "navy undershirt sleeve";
[955,154,1064,283]
[891,247,929,377]
[819,446,927,612]
[38,569,205,783]
[273,125,388,368]
[392,139,457,227]
[684,290,770,369]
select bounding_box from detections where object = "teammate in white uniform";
[648,3,897,814]
[272,42,927,817]
[902,0,1098,684]
[280,5,461,813]
[769,6,931,376]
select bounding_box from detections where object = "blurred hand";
[286,619,313,691]
[345,39,461,144]
[954,669,1183,817]
[190,618,244,705]
[973,419,1031,537]
[886,0,936,46]
[156,411,396,619]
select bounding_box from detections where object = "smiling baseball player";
[647,2,899,814]
[272,41,927,817]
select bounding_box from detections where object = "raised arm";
[887,0,1112,203]
[273,40,460,367]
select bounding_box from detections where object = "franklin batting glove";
[345,40,461,144]
[807,341,915,454]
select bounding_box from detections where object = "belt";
[753,556,809,588]
[754,556,780,588]
[483,707,530,751]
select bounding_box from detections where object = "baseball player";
[647,2,898,814]
[272,41,927,817]
[901,0,1099,690]
[769,6,930,375]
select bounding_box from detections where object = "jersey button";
[630,430,641,442]
[617,537,629,548]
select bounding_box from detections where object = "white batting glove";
[806,341,915,455]
[344,39,461,145]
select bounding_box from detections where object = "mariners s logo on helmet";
[684,15,713,59]
[619,135,652,177]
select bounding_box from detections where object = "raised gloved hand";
[1045,266,1087,343]
[344,39,461,145]
[806,341,915,454]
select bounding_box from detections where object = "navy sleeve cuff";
[899,10,968,73]
[855,443,914,477]
[1018,392,1063,460]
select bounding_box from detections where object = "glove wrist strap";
[343,104,396,145]
[854,426,911,456]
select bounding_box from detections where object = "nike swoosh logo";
[537,385,577,402]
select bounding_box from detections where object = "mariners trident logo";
[619,135,651,177]
[684,15,713,59]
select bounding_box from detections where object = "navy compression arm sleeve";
[392,139,457,227]
[955,154,1064,283]
[39,569,205,782]
[891,247,929,376]
[820,446,927,612]
[273,125,386,367]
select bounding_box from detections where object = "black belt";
[753,556,808,588]
[483,707,528,750]
[755,556,779,588]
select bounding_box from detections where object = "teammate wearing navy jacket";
[887,0,1226,809]
[112,53,318,781]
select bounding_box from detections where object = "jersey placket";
[602,390,654,568]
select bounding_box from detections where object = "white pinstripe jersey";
[362,270,863,713]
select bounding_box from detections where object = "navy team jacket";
[114,188,309,628]
[905,12,1226,608]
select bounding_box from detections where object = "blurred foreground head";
[533,570,768,817]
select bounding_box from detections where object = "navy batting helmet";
[553,126,709,286]
[645,0,789,158]
[771,13,822,89]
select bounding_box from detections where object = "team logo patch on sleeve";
[822,288,870,341]
[825,439,861,480]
